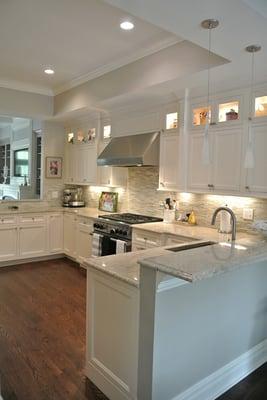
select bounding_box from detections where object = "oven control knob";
[99,225,104,230]
[110,229,116,234]
[115,229,119,234]
[94,223,98,228]
[122,231,127,236]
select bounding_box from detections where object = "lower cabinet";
[0,226,18,261]
[76,218,93,263]
[86,268,139,400]
[63,213,93,262]
[132,229,163,251]
[63,213,77,258]
[48,214,64,253]
[19,224,47,257]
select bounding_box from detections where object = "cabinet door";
[76,220,93,263]
[213,129,242,192]
[19,225,47,257]
[49,214,63,253]
[98,166,113,185]
[246,125,267,193]
[187,133,212,191]
[78,145,97,185]
[159,133,180,190]
[63,213,77,258]
[64,144,77,184]
[0,227,18,260]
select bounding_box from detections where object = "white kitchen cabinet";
[98,166,128,187]
[213,129,242,192]
[159,133,180,190]
[187,133,212,191]
[0,219,18,261]
[76,217,93,263]
[245,124,267,194]
[187,129,242,193]
[19,216,47,258]
[48,214,63,253]
[63,213,77,259]
[64,143,97,185]
[86,268,139,400]
[78,144,97,185]
[132,229,162,251]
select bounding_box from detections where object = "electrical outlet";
[243,208,254,220]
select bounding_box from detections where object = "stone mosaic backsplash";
[84,166,267,234]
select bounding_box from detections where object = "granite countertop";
[0,206,100,218]
[83,221,267,287]
[141,237,267,283]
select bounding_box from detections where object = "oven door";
[101,235,131,256]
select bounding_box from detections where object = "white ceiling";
[0,0,179,95]
[104,0,267,96]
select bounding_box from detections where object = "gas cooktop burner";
[99,213,163,225]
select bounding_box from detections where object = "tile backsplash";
[84,167,267,233]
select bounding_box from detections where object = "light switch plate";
[243,208,254,220]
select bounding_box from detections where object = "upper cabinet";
[191,97,241,128]
[245,124,267,194]
[159,132,180,191]
[255,96,267,118]
[187,128,242,194]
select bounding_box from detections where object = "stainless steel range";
[92,213,163,257]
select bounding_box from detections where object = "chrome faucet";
[211,206,237,241]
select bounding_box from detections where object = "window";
[255,96,267,117]
[166,112,178,130]
[193,107,211,126]
[14,148,29,177]
[218,101,239,122]
[103,125,111,139]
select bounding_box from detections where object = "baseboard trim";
[0,254,64,268]
[172,339,267,400]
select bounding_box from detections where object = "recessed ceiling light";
[44,68,55,75]
[120,20,134,30]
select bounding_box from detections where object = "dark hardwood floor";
[0,258,92,400]
[0,258,266,400]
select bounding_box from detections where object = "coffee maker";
[63,188,85,207]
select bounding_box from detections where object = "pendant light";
[244,44,261,169]
[201,19,219,165]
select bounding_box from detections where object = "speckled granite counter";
[0,206,100,218]
[83,220,267,287]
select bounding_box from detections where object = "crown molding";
[0,79,53,96]
[53,36,182,95]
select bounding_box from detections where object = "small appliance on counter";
[63,187,85,207]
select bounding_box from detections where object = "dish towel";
[116,239,126,254]
[92,233,103,257]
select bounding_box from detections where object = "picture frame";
[46,157,62,178]
[99,191,118,212]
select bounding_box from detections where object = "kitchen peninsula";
[83,224,267,400]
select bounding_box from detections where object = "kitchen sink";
[167,241,216,252]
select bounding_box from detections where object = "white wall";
[152,261,267,399]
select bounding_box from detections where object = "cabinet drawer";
[165,234,196,246]
[132,230,162,247]
[0,215,17,226]
[77,217,93,229]
[19,214,46,225]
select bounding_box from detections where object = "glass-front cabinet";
[192,99,240,127]
[255,96,267,118]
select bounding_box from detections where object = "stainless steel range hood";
[97,131,160,167]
